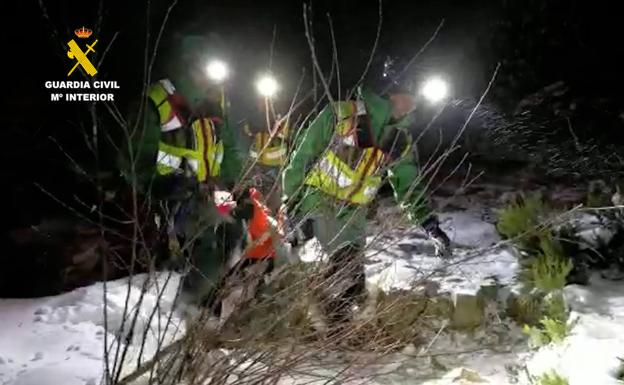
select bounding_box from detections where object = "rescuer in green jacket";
[133,35,245,310]
[244,110,290,213]
[282,88,451,326]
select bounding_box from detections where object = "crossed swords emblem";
[66,39,98,77]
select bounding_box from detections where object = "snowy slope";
[1,209,623,385]
[0,273,184,385]
[365,210,519,295]
[524,275,624,385]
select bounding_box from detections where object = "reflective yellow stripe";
[161,115,182,132]
[250,144,287,166]
[193,119,207,181]
[264,147,286,160]
[304,148,383,204]
[355,148,384,177]
[148,79,181,131]
[156,119,224,181]
[333,101,357,136]
[192,118,223,180]
[302,100,392,204]
[250,132,287,166]
[157,150,182,169]
[159,79,176,94]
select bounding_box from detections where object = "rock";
[443,367,489,383]
[451,292,484,329]
[478,284,500,302]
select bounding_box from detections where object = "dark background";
[4,0,624,232]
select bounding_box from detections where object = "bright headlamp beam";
[205,60,228,83]
[256,75,279,98]
[420,77,449,103]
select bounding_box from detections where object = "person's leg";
[322,244,366,327]
[264,168,283,215]
[182,218,244,316]
[312,205,368,329]
[422,215,452,258]
[204,220,246,315]
[399,176,452,258]
[248,257,275,300]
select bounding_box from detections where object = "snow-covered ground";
[0,273,184,385]
[524,275,624,385]
[299,209,518,295]
[1,210,623,385]
[365,209,518,295]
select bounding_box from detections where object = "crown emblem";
[74,27,93,39]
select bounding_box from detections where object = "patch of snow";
[560,212,617,249]
[298,210,518,297]
[365,212,518,295]
[524,274,624,385]
[297,238,327,263]
[10,207,622,385]
[300,238,520,296]
[0,272,185,385]
[439,211,501,248]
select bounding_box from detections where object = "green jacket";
[123,73,243,195]
[282,89,431,224]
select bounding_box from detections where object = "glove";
[422,216,452,258]
[213,189,237,217]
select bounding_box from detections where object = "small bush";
[523,323,548,348]
[536,370,569,385]
[508,293,543,326]
[523,314,572,348]
[528,235,573,293]
[539,316,570,344]
[497,195,574,293]
[522,292,571,348]
[543,292,567,322]
[616,357,624,382]
[497,193,545,249]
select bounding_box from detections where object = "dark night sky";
[4,0,624,230]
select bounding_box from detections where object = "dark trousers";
[320,245,367,327]
[181,220,244,308]
[203,257,275,317]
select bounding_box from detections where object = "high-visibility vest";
[249,131,288,167]
[304,147,385,205]
[148,79,190,132]
[149,79,224,182]
[303,100,409,205]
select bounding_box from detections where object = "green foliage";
[540,316,570,344]
[523,312,572,348]
[544,293,567,322]
[522,293,571,348]
[509,293,543,326]
[529,237,573,293]
[523,323,548,348]
[496,194,545,247]
[535,370,569,385]
[498,194,579,352]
